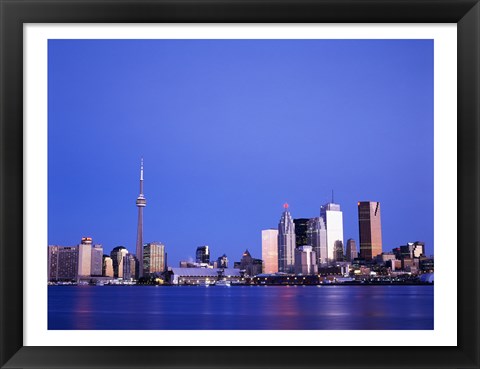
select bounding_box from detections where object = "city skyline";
[48,39,434,264]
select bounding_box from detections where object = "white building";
[320,203,344,263]
[77,237,92,277]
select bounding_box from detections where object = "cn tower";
[135,158,146,278]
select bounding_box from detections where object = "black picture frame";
[1,0,479,368]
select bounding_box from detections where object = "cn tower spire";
[135,158,146,279]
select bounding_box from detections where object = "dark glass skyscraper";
[293,218,309,248]
[358,201,383,260]
[345,238,358,261]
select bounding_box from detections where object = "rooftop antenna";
[332,189,334,203]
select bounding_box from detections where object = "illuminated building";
[320,202,344,263]
[77,237,92,277]
[135,158,147,278]
[358,201,383,260]
[103,255,114,278]
[278,203,296,273]
[261,229,278,274]
[144,242,167,276]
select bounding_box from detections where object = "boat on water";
[214,280,231,287]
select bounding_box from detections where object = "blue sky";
[48,39,434,265]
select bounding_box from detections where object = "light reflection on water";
[48,285,433,330]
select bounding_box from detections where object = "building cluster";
[260,201,433,280]
[47,159,433,285]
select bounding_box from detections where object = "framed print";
[0,0,479,368]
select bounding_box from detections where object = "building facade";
[91,244,103,276]
[320,202,344,263]
[345,238,358,261]
[48,245,78,281]
[278,203,296,273]
[261,229,278,274]
[144,242,167,276]
[294,245,318,275]
[358,201,383,260]
[196,245,210,264]
[122,253,138,280]
[237,249,263,276]
[77,237,92,277]
[334,240,345,261]
[110,246,128,278]
[217,254,228,268]
[103,255,114,277]
[293,218,309,248]
[307,217,328,266]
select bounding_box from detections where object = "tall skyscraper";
[135,158,147,278]
[144,242,167,276]
[320,202,344,263]
[345,238,358,261]
[334,240,344,261]
[111,246,128,278]
[77,237,92,277]
[90,244,103,276]
[307,217,328,265]
[262,229,279,274]
[278,203,296,273]
[358,201,383,260]
[196,246,210,264]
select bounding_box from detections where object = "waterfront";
[48,285,433,330]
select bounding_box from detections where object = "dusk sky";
[48,39,433,265]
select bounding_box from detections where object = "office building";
[320,202,344,263]
[237,249,263,276]
[293,218,309,248]
[103,255,114,278]
[294,245,318,275]
[122,253,138,280]
[90,244,103,276]
[307,217,328,265]
[345,238,358,261]
[144,242,167,276]
[334,240,344,261]
[111,246,128,278]
[400,241,425,259]
[48,245,78,281]
[358,201,383,260]
[78,237,92,277]
[278,203,296,273]
[261,229,278,274]
[217,254,228,268]
[196,245,210,264]
[135,158,147,278]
